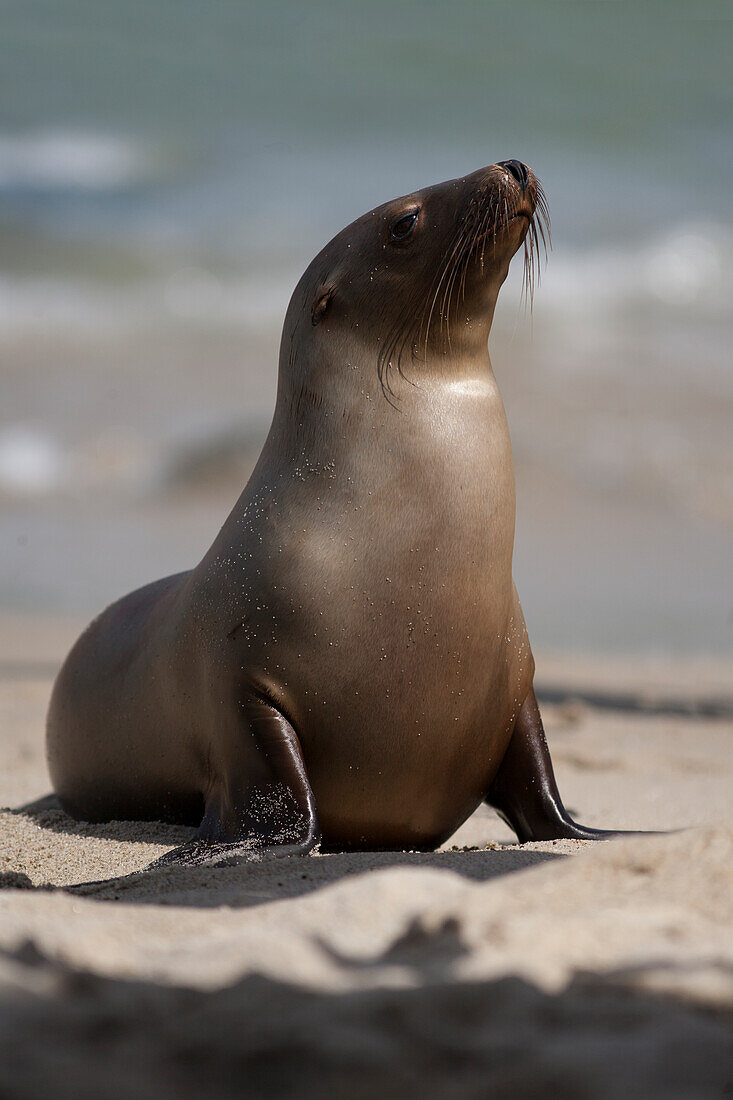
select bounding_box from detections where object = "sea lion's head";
[281,161,549,400]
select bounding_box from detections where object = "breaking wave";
[0,130,147,191]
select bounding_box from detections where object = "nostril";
[498,159,530,190]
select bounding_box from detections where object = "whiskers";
[376,175,550,402]
[521,178,551,308]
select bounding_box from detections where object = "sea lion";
[47,159,620,867]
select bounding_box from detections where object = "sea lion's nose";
[498,159,530,191]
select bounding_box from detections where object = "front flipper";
[486,688,633,843]
[152,690,320,869]
[65,691,318,891]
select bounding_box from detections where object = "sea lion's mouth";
[496,178,551,304]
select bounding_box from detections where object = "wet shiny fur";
[48,162,618,866]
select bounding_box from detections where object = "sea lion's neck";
[275,329,495,407]
[268,340,504,473]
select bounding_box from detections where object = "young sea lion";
[47,159,620,867]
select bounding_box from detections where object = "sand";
[1,614,732,1097]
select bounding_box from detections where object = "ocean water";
[1,1,732,651]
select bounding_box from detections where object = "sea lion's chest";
[191,378,529,845]
[204,376,519,711]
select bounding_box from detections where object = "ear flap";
[311,287,334,326]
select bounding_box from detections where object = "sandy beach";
[2,4,733,1096]
[1,614,732,1097]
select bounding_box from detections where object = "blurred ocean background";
[1,0,731,652]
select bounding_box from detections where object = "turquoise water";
[1,1,731,378]
[1,1,732,650]
[1,1,731,253]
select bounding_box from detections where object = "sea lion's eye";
[390,209,419,242]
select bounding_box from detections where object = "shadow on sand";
[9,794,564,909]
[0,939,731,1098]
